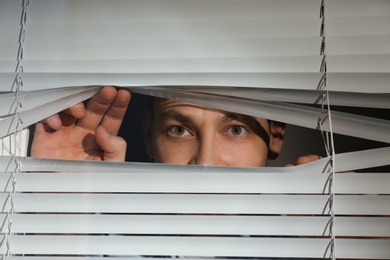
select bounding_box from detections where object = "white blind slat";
[23,38,322,60]
[5,235,331,258]
[1,193,388,215]
[2,72,387,93]
[2,214,389,237]
[4,235,390,259]
[327,16,390,36]
[0,87,98,138]
[10,55,389,73]
[0,86,99,117]
[28,0,321,23]
[327,0,390,17]
[25,19,321,41]
[1,172,389,194]
[1,146,388,177]
[15,57,323,73]
[0,193,331,214]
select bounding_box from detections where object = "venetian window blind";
[0,0,389,259]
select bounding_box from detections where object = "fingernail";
[73,103,84,112]
[50,116,61,128]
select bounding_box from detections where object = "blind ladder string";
[317,0,337,259]
[4,0,29,258]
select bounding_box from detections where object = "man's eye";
[228,125,247,136]
[168,126,191,137]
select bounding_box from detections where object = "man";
[31,86,319,166]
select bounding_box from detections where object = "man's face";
[146,98,273,167]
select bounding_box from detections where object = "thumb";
[95,125,127,162]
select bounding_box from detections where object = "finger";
[67,102,86,119]
[36,114,63,132]
[76,86,118,131]
[100,88,131,135]
[294,155,322,165]
[95,125,127,162]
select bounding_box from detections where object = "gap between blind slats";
[1,235,389,259]
[132,88,390,143]
[0,172,389,194]
[0,193,389,215]
[0,214,388,237]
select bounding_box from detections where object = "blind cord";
[4,0,29,258]
[318,0,336,259]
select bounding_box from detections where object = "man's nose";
[189,137,225,166]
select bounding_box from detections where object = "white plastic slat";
[2,71,388,94]
[327,35,390,55]
[335,238,390,259]
[1,214,389,237]
[0,43,19,61]
[0,61,17,72]
[0,86,99,117]
[3,234,390,259]
[20,35,390,61]
[1,193,330,214]
[27,0,321,24]
[0,171,331,194]
[0,0,22,44]
[18,56,323,73]
[23,38,322,60]
[0,87,98,138]
[327,16,390,36]
[0,193,389,215]
[325,15,390,36]
[0,146,388,178]
[6,258,165,260]
[1,172,389,194]
[1,72,323,92]
[6,54,388,74]
[327,0,390,17]
[24,18,321,42]
[23,15,390,42]
[328,54,390,73]
[4,234,331,258]
[0,148,387,179]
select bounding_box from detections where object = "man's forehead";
[153,98,270,128]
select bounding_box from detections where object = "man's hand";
[31,86,131,162]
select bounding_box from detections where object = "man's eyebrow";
[158,110,194,125]
[222,112,270,145]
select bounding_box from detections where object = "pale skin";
[31,86,320,166]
